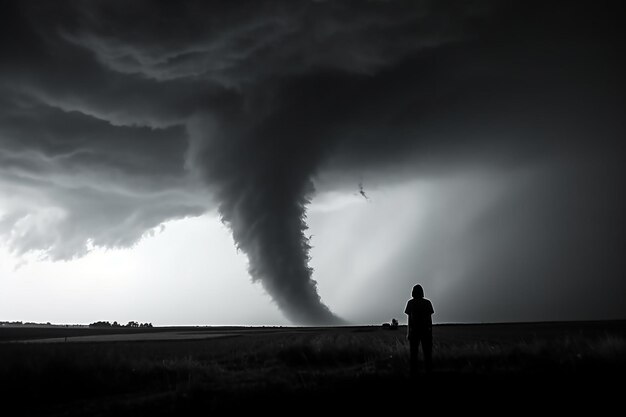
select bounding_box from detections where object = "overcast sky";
[0,0,624,326]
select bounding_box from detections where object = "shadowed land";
[1,320,624,415]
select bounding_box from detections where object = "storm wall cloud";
[0,1,624,324]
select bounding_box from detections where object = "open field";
[1,321,625,415]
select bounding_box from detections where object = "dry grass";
[1,322,624,415]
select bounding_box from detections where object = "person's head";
[412,284,424,299]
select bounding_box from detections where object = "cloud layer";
[0,1,623,323]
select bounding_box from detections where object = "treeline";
[89,321,153,328]
[0,321,85,328]
[0,321,52,327]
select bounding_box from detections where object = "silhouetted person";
[405,284,434,375]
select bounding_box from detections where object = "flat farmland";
[1,321,624,415]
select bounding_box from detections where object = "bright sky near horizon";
[1,182,431,326]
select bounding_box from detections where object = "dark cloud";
[0,0,623,323]
[358,152,626,324]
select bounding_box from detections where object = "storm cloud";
[0,1,624,324]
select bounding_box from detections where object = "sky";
[0,0,624,326]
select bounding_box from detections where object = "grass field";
[1,321,624,415]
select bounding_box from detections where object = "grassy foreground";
[1,321,624,415]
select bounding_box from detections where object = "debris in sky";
[358,182,370,202]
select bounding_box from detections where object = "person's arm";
[407,316,412,340]
[405,302,411,340]
[429,301,434,331]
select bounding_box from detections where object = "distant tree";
[89,320,151,328]
[382,319,399,330]
[89,321,112,328]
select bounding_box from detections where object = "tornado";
[219,178,341,325]
[197,114,344,325]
